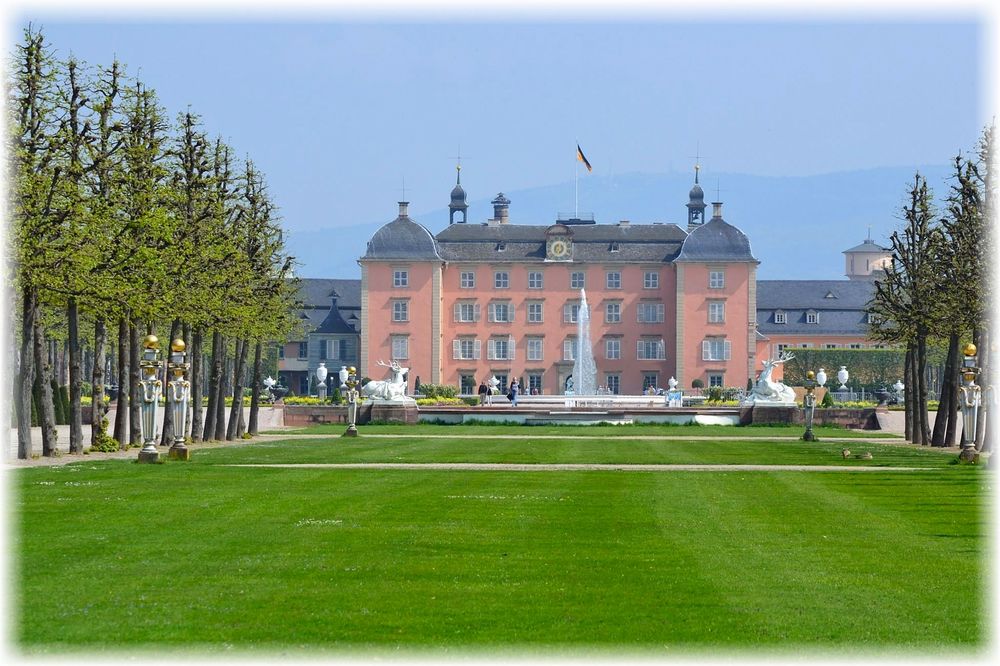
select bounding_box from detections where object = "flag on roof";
[576,144,592,172]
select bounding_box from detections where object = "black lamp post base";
[801,429,818,442]
[343,425,359,437]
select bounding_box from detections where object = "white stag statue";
[362,360,410,401]
[743,352,798,405]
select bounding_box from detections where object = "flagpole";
[575,141,579,218]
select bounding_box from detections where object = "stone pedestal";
[369,400,419,425]
[137,449,160,464]
[168,445,191,461]
[748,405,800,425]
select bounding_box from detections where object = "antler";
[376,359,390,367]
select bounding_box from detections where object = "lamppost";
[137,335,163,463]
[958,342,981,462]
[802,370,819,442]
[316,362,328,402]
[167,338,191,461]
[343,365,360,437]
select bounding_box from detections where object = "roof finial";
[689,143,703,183]
[867,225,872,241]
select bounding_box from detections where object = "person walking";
[509,378,520,407]
[478,380,488,406]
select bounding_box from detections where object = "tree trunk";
[114,316,129,448]
[932,333,959,447]
[16,287,37,459]
[214,335,228,442]
[943,333,961,448]
[916,334,931,445]
[33,315,58,456]
[190,327,204,441]
[159,318,182,446]
[67,297,84,453]
[248,340,263,436]
[203,330,221,440]
[226,338,249,440]
[91,317,108,448]
[904,345,914,442]
[974,327,990,452]
[128,322,142,446]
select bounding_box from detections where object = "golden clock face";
[550,240,568,258]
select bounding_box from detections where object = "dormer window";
[824,291,838,299]
[496,241,506,252]
[610,242,620,252]
[774,310,786,324]
[868,312,879,324]
[806,310,819,324]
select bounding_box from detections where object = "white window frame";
[526,337,544,361]
[454,301,481,323]
[708,373,724,388]
[563,303,580,324]
[460,271,476,289]
[494,271,509,289]
[489,301,514,323]
[806,311,819,324]
[487,335,515,361]
[643,271,659,289]
[637,338,666,360]
[637,302,665,323]
[391,335,409,360]
[392,299,409,322]
[605,302,621,324]
[563,338,578,361]
[701,338,732,361]
[452,338,482,361]
[605,374,621,395]
[606,271,622,289]
[708,301,725,324]
[528,271,544,289]
[393,270,409,288]
[570,272,585,289]
[526,301,543,323]
[709,270,725,289]
[605,338,621,360]
[774,311,786,324]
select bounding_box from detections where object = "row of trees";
[870,127,994,449]
[8,26,298,459]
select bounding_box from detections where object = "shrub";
[89,418,119,452]
[415,397,465,406]
[418,383,458,399]
[691,379,705,389]
[820,391,836,408]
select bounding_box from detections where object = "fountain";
[572,288,598,396]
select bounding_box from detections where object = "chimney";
[618,220,630,227]
[491,193,511,224]
[711,202,723,221]
[398,201,409,218]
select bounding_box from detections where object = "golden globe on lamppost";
[167,338,191,461]
[343,366,360,437]
[801,370,819,442]
[137,335,163,463]
[958,342,982,463]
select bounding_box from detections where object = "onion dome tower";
[449,163,468,225]
[686,163,707,231]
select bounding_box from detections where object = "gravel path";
[266,433,909,443]
[221,462,927,472]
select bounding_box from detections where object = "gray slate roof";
[434,223,687,263]
[675,217,757,263]
[290,278,362,337]
[843,239,889,254]
[364,214,442,261]
[757,280,875,335]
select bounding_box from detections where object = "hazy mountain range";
[287,165,954,282]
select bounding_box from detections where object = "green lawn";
[12,429,986,655]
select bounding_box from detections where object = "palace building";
[358,167,762,394]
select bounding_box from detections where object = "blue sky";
[9,11,988,244]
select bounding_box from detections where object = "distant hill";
[287,165,953,281]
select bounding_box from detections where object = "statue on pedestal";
[361,360,412,402]
[742,353,797,406]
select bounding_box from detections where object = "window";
[298,342,307,359]
[460,374,476,394]
[642,374,659,391]
[392,300,409,322]
[605,338,621,360]
[393,270,408,288]
[494,271,509,289]
[528,374,543,394]
[637,302,665,323]
[606,271,622,289]
[391,335,409,360]
[775,343,788,354]
[610,242,620,252]
[526,301,543,323]
[605,302,621,324]
[806,311,819,324]
[849,343,863,349]
[709,270,725,289]
[825,343,838,349]
[570,271,585,289]
[496,241,506,252]
[488,336,515,360]
[799,343,814,348]
[318,339,327,360]
[708,373,724,388]
[494,373,509,394]
[872,343,886,349]
[299,375,309,395]
[454,301,480,323]
[708,301,725,323]
[774,311,786,324]
[528,271,544,289]
[701,338,732,361]
[460,271,476,288]
[606,374,621,395]
[527,337,544,361]
[867,312,879,324]
[278,345,285,359]
[489,301,513,323]
[452,338,481,360]
[644,271,659,289]
[333,339,347,361]
[563,302,580,323]
[563,338,578,361]
[637,338,666,360]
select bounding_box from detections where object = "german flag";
[576,144,592,172]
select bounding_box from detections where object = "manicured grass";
[268,423,899,438]
[199,436,951,468]
[13,434,986,654]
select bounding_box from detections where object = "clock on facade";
[548,238,570,259]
